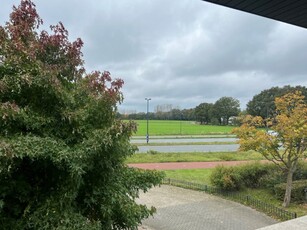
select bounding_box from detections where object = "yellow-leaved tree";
[233,91,307,207]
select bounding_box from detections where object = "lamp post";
[145,98,151,144]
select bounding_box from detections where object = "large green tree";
[213,97,240,125]
[194,102,213,124]
[246,85,307,119]
[0,1,163,229]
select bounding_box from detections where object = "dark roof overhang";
[202,0,307,29]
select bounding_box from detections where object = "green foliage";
[0,1,163,229]
[234,91,307,207]
[210,118,220,125]
[258,168,285,190]
[213,97,240,125]
[210,162,307,194]
[210,166,242,191]
[194,102,214,124]
[293,162,307,181]
[258,162,307,191]
[274,180,307,203]
[237,163,273,188]
[210,163,278,191]
[246,85,307,119]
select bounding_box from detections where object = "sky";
[1,0,307,113]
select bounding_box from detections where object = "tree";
[0,1,163,229]
[181,108,195,121]
[194,102,213,124]
[246,85,307,119]
[213,97,240,125]
[233,91,307,207]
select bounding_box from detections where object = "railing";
[163,178,297,221]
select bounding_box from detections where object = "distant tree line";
[119,96,241,125]
[119,85,307,126]
[121,108,195,121]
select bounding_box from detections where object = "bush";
[258,161,307,191]
[258,168,285,191]
[274,180,307,203]
[210,166,242,191]
[238,162,274,188]
[293,161,307,180]
[211,162,279,191]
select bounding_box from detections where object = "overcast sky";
[1,0,307,113]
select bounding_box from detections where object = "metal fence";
[163,178,297,221]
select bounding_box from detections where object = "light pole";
[145,98,151,144]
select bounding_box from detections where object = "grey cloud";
[1,0,307,113]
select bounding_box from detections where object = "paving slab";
[137,185,277,230]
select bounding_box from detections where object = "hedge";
[274,180,307,203]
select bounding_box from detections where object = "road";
[132,137,239,153]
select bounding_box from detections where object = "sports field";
[131,120,235,136]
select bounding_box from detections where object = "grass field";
[130,120,235,136]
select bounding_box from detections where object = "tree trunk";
[282,169,294,207]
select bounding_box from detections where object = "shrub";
[211,162,280,191]
[274,180,307,203]
[258,168,285,191]
[237,162,273,188]
[293,161,307,180]
[210,165,242,191]
[258,161,307,191]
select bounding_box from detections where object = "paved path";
[129,160,267,170]
[138,185,277,230]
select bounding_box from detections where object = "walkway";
[138,185,277,230]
